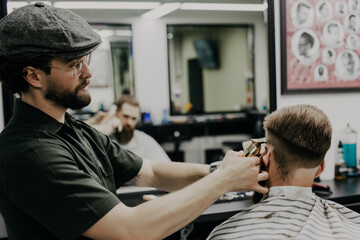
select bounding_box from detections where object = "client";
[207,104,360,239]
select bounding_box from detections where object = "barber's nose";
[124,118,132,126]
[80,63,92,79]
[123,118,129,125]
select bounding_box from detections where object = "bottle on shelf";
[161,109,168,124]
[335,141,347,180]
[343,124,358,177]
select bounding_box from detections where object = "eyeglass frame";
[43,53,92,77]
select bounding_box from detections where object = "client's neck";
[269,167,318,188]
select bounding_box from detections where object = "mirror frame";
[268,0,277,113]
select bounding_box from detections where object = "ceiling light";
[53,1,161,10]
[142,3,181,19]
[180,3,268,12]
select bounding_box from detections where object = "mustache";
[123,124,134,130]
[75,79,90,93]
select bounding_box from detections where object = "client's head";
[262,104,332,186]
[114,95,140,144]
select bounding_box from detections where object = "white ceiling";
[37,0,265,3]
[7,0,267,22]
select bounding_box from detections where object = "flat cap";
[0,2,101,61]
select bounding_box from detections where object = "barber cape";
[207,186,360,240]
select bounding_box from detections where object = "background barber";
[88,94,172,162]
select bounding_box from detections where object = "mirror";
[65,2,272,119]
[86,24,134,112]
[167,24,256,116]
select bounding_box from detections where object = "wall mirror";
[167,24,256,115]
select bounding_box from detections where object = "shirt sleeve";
[7,142,121,240]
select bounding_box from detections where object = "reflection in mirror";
[86,24,133,112]
[167,24,255,115]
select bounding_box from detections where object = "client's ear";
[262,145,271,167]
[315,160,325,178]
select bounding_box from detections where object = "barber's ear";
[315,160,325,178]
[23,67,42,88]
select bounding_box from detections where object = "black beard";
[45,77,91,110]
[115,127,134,144]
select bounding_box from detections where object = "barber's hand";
[217,150,269,194]
[86,111,123,135]
[84,111,107,125]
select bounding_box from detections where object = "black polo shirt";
[0,99,143,240]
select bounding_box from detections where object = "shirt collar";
[13,98,63,133]
[266,186,314,199]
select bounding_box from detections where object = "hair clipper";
[242,138,267,203]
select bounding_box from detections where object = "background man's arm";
[85,111,122,135]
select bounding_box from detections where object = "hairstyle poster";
[283,0,360,92]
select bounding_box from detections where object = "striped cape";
[207,186,360,240]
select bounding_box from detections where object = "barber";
[0,3,268,240]
[87,94,172,162]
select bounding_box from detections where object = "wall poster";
[281,0,360,93]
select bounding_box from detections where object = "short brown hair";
[263,104,332,181]
[114,94,140,111]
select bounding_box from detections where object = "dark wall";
[0,0,13,127]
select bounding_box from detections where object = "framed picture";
[281,0,360,94]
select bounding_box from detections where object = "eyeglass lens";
[74,54,92,77]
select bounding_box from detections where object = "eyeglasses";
[44,54,92,77]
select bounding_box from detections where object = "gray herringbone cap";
[0,2,101,61]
